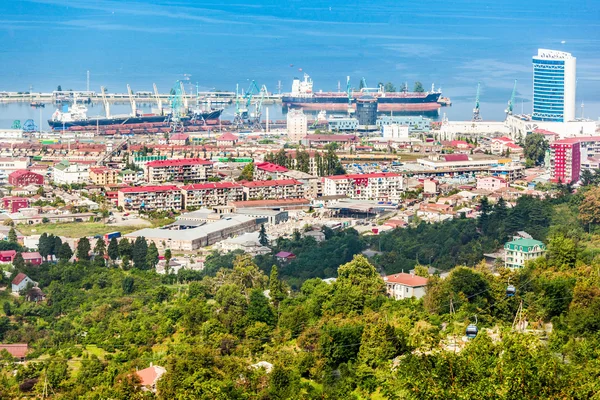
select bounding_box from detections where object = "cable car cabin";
[506,285,516,297]
[466,324,478,339]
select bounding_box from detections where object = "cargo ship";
[48,100,223,130]
[282,74,443,112]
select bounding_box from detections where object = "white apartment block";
[182,182,245,208]
[242,179,305,200]
[287,109,308,143]
[322,173,404,202]
[118,185,183,211]
[53,160,90,185]
[146,158,214,184]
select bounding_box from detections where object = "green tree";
[12,253,24,269]
[76,237,91,261]
[414,264,429,277]
[580,169,594,186]
[524,133,548,166]
[579,186,600,227]
[238,162,254,181]
[122,276,134,294]
[414,81,425,93]
[269,265,286,307]
[118,238,132,259]
[132,236,148,270]
[146,242,159,269]
[247,289,275,326]
[107,237,119,261]
[164,249,172,274]
[2,302,11,317]
[53,236,62,257]
[94,238,106,257]
[258,224,269,246]
[547,234,577,268]
[7,228,17,244]
[58,242,73,262]
[38,232,51,259]
[384,82,396,92]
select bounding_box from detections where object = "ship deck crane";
[100,86,110,118]
[126,84,137,116]
[153,83,162,115]
[472,82,482,122]
[505,79,517,116]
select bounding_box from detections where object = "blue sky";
[1,0,599,120]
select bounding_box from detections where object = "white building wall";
[287,109,308,142]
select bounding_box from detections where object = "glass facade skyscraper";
[532,49,576,122]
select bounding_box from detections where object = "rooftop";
[146,158,213,168]
[12,272,28,286]
[384,273,428,287]
[255,162,288,173]
[0,343,28,359]
[217,132,239,141]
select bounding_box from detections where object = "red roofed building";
[241,179,305,200]
[449,140,473,150]
[275,251,296,263]
[2,196,30,213]
[8,170,44,186]
[0,344,28,361]
[182,182,244,208]
[0,250,16,262]
[216,132,239,147]
[550,139,581,183]
[254,162,289,180]
[146,158,214,184]
[322,172,403,202]
[135,364,166,393]
[118,185,183,211]
[384,273,428,300]
[12,272,35,293]
[443,154,470,162]
[169,133,190,146]
[21,252,43,265]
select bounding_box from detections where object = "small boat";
[30,102,45,108]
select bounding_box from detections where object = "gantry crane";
[153,83,163,115]
[100,86,110,118]
[505,79,517,117]
[250,85,268,131]
[126,84,137,116]
[472,82,482,121]
[346,76,353,112]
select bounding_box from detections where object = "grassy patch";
[17,222,146,238]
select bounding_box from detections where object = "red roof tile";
[22,252,42,261]
[255,162,288,173]
[135,365,166,387]
[443,154,469,162]
[217,132,239,141]
[0,344,28,359]
[12,272,28,286]
[384,273,428,287]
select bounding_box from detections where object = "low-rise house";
[302,230,326,242]
[53,160,90,185]
[253,162,289,181]
[11,272,36,293]
[118,169,138,184]
[383,273,428,300]
[135,364,166,393]
[0,250,16,263]
[2,196,30,213]
[0,344,28,362]
[275,251,296,263]
[22,252,43,265]
[25,287,45,302]
[216,132,239,147]
[504,238,546,269]
[169,133,190,146]
[476,176,509,191]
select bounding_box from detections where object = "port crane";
[234,80,261,127]
[250,85,268,131]
[505,79,517,116]
[126,84,137,116]
[153,83,163,115]
[472,82,482,121]
[100,86,110,118]
[346,76,353,113]
[168,80,187,132]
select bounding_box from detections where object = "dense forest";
[1,187,600,398]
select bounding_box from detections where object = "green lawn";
[17,222,147,238]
